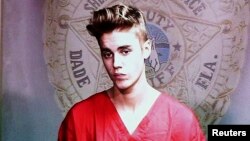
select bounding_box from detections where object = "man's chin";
[114,82,130,91]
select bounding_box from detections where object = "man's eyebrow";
[118,45,131,49]
[100,48,111,52]
[100,45,131,51]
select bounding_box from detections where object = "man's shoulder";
[70,91,108,112]
[159,93,205,140]
[160,92,195,116]
[159,92,185,106]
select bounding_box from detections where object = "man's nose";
[113,53,122,68]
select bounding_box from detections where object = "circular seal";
[44,0,249,133]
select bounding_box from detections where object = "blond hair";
[86,4,149,42]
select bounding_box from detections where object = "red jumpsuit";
[58,91,206,141]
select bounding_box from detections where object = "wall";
[1,0,249,141]
[219,24,250,124]
[2,0,61,141]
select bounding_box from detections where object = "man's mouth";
[113,73,126,80]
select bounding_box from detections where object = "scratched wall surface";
[1,0,250,141]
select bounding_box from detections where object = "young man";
[58,3,206,141]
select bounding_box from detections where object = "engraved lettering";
[71,61,83,70]
[193,3,206,15]
[156,72,165,84]
[148,72,166,88]
[189,0,200,9]
[146,10,174,31]
[164,62,175,76]
[181,0,206,16]
[146,10,157,22]
[204,62,216,72]
[70,50,82,59]
[70,50,91,88]
[162,18,174,31]
[195,62,217,89]
[73,68,86,78]
[148,77,157,88]
[156,14,166,25]
[77,76,91,87]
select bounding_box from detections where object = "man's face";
[99,28,150,90]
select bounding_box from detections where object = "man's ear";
[143,39,152,59]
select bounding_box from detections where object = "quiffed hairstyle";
[86,3,149,42]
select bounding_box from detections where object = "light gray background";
[1,0,250,141]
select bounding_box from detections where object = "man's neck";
[107,82,161,134]
[108,82,160,112]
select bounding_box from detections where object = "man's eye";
[102,51,113,58]
[121,49,130,55]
